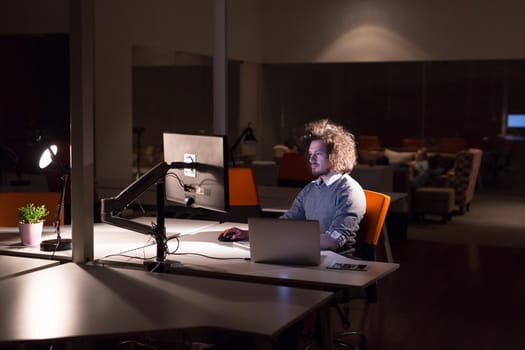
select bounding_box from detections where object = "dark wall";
[261,60,525,151]
[0,34,69,173]
[132,63,240,148]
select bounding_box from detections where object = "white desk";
[1,217,399,290]
[0,263,333,348]
[0,226,72,261]
[0,255,60,280]
[0,218,219,261]
[98,221,399,291]
[92,217,218,260]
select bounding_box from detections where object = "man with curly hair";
[219,119,366,252]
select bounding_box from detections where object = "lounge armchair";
[413,148,483,221]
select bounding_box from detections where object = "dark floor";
[357,240,525,350]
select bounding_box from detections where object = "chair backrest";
[402,138,425,151]
[359,190,391,247]
[277,152,315,187]
[357,135,381,150]
[465,148,483,205]
[356,190,391,302]
[224,168,261,223]
[0,192,62,226]
[452,148,483,210]
[228,167,259,206]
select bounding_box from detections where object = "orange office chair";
[0,192,62,227]
[357,190,392,263]
[334,190,391,349]
[229,168,259,206]
[225,167,261,222]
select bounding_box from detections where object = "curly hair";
[302,119,357,173]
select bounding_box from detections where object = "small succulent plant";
[18,203,50,224]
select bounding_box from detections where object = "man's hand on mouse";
[219,227,249,241]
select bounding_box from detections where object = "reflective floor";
[355,241,525,350]
[339,184,525,349]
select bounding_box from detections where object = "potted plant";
[18,203,50,247]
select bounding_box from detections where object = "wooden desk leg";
[382,226,394,263]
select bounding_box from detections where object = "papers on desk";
[327,262,368,271]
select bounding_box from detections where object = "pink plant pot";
[18,221,43,247]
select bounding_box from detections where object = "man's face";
[308,140,331,177]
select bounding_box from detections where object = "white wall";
[261,0,525,63]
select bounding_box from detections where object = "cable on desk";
[103,253,155,261]
[170,252,250,261]
[167,234,180,254]
[102,233,179,262]
[102,236,159,262]
[101,233,248,272]
[103,249,248,264]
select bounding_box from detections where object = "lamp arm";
[54,172,68,239]
[230,128,249,154]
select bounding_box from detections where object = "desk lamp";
[38,145,72,251]
[230,123,257,166]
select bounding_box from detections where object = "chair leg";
[381,226,394,263]
[333,298,371,350]
[332,299,351,329]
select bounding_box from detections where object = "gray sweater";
[280,173,366,249]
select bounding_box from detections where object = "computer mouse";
[218,232,240,242]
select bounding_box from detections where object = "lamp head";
[243,126,257,143]
[39,145,58,169]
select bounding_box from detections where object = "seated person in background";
[409,147,444,190]
[409,148,429,181]
[219,119,366,252]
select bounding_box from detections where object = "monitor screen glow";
[507,114,525,128]
[163,132,229,213]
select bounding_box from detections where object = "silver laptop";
[247,217,321,266]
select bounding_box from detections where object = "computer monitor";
[163,132,229,213]
[507,114,525,129]
[101,132,229,267]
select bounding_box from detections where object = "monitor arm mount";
[101,161,190,266]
